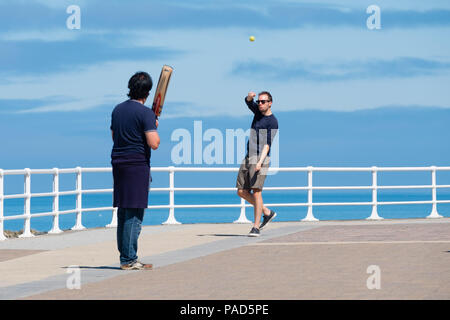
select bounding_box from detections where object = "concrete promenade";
[0,218,449,300]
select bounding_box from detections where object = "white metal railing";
[0,165,450,240]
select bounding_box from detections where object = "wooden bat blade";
[152,65,173,117]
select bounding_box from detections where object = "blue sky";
[1,0,450,176]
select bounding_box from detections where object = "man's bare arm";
[255,144,270,171]
[145,131,160,150]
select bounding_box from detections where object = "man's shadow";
[62,265,121,270]
[197,233,249,237]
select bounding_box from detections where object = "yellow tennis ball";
[249,36,255,42]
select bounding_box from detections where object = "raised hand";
[247,91,256,102]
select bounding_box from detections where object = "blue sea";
[3,190,450,232]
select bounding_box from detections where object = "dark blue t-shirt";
[110,99,157,161]
[245,97,278,157]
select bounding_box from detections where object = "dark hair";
[127,72,153,100]
[258,91,272,102]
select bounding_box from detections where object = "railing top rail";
[2,166,450,175]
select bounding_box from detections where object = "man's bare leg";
[251,188,264,229]
[237,189,271,217]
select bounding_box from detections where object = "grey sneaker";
[259,210,277,229]
[248,227,260,237]
[120,261,153,270]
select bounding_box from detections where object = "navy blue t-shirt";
[110,100,157,162]
[245,97,278,157]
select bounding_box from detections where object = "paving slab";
[0,249,47,262]
[0,218,449,300]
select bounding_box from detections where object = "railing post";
[0,169,6,241]
[72,167,85,230]
[49,168,63,234]
[163,166,180,225]
[367,166,383,220]
[427,166,442,218]
[107,208,118,228]
[107,167,117,228]
[19,168,34,238]
[302,166,318,222]
[234,196,251,224]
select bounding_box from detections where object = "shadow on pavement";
[61,265,121,270]
[197,233,249,237]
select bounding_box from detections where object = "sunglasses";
[256,100,270,105]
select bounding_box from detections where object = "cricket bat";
[152,65,173,118]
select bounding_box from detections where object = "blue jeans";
[117,208,145,265]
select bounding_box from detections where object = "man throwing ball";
[237,91,279,237]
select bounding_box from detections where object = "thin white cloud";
[0,30,77,42]
[6,0,88,9]
[0,29,111,42]
[15,96,117,113]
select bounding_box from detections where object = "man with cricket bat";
[110,67,172,270]
[237,91,279,237]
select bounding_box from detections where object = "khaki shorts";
[236,156,270,190]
